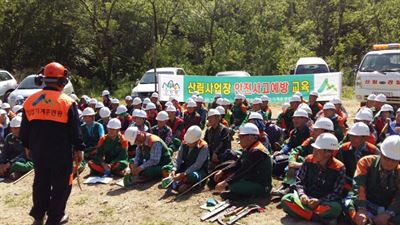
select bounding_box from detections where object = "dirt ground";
[0,99,359,225]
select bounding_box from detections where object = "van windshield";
[140,71,174,84]
[295,64,329,74]
[360,53,400,72]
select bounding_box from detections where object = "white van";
[292,57,330,75]
[131,67,186,98]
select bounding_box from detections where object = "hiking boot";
[60,213,69,224]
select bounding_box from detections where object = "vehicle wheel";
[3,90,13,102]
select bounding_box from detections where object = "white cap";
[367,94,376,101]
[323,102,336,110]
[187,100,197,108]
[293,109,309,118]
[313,118,334,131]
[151,92,159,98]
[282,102,290,111]
[381,135,400,160]
[216,98,224,106]
[107,118,121,129]
[348,122,370,136]
[136,110,147,118]
[125,95,133,101]
[222,98,231,106]
[102,90,110,96]
[125,126,138,145]
[165,101,173,107]
[1,103,10,109]
[239,123,260,135]
[184,125,202,144]
[156,111,169,121]
[12,105,23,113]
[166,105,176,112]
[299,103,312,115]
[252,98,262,105]
[380,104,394,112]
[310,91,318,97]
[234,94,245,100]
[215,93,222,98]
[145,102,156,110]
[249,112,263,120]
[111,98,120,104]
[143,98,151,105]
[116,105,128,115]
[261,95,269,102]
[294,92,303,97]
[0,109,6,115]
[207,109,220,117]
[289,95,301,103]
[133,97,142,105]
[99,107,111,118]
[195,96,204,103]
[311,133,339,151]
[355,109,373,122]
[215,106,225,115]
[375,94,387,103]
[331,97,342,105]
[10,116,22,128]
[82,107,96,116]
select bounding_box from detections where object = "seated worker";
[213,123,272,199]
[169,125,209,194]
[247,112,271,151]
[336,122,379,195]
[281,133,345,224]
[261,95,272,120]
[145,103,158,128]
[387,108,400,136]
[80,107,105,172]
[166,105,184,150]
[373,104,393,140]
[341,109,376,145]
[125,96,134,115]
[195,96,208,127]
[308,91,323,120]
[230,94,247,128]
[0,116,33,180]
[124,126,172,184]
[241,98,268,125]
[151,111,173,146]
[278,95,301,134]
[345,135,400,225]
[204,109,233,171]
[88,118,128,177]
[181,100,202,133]
[98,107,111,134]
[115,105,133,133]
[215,106,229,127]
[321,102,346,142]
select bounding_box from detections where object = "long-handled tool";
[227,205,261,225]
[200,201,231,221]
[12,169,34,185]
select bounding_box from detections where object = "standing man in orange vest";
[20,62,84,225]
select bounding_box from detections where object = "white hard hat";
[215,106,225,115]
[261,95,269,102]
[207,109,220,117]
[151,92,159,98]
[16,95,24,101]
[133,97,142,105]
[136,110,147,118]
[249,112,263,120]
[125,95,133,101]
[166,105,176,112]
[367,94,376,101]
[310,91,319,97]
[375,94,387,103]
[239,123,260,135]
[165,101,173,107]
[193,91,200,96]
[102,90,110,96]
[95,102,104,109]
[222,98,231,106]
[88,98,98,105]
[145,102,156,110]
[99,107,111,118]
[252,98,262,105]
[195,96,204,103]
[348,122,370,136]
[311,133,339,151]
[313,118,334,131]
[294,92,303,97]
[282,102,290,111]
[289,95,301,103]
[82,107,96,116]
[132,109,141,117]
[380,104,394,112]
[355,109,373,122]
[187,100,197,108]
[214,93,222,98]
[12,105,23,114]
[293,109,309,118]
[299,103,312,115]
[143,98,151,105]
[169,96,177,102]
[70,94,79,101]
[10,116,22,128]
[234,94,245,100]
[330,97,342,105]
[125,126,139,145]
[111,98,120,104]
[381,135,400,160]
[1,103,10,109]
[107,118,121,129]
[184,125,202,144]
[323,102,336,110]
[156,111,169,121]
[0,109,6,115]
[81,95,89,100]
[116,105,128,115]
[216,98,224,105]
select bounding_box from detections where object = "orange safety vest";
[24,90,73,124]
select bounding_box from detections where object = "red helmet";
[43,62,67,78]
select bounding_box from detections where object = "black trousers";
[29,164,73,225]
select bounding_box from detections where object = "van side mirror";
[352,65,359,73]
[290,69,294,75]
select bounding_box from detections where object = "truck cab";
[355,43,400,106]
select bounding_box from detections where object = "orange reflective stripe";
[251,141,268,154]
[69,173,73,186]
[328,158,345,171]
[314,204,331,215]
[24,90,73,124]
[354,155,376,177]
[283,200,313,220]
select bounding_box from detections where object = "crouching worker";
[124,127,173,184]
[88,118,128,177]
[345,135,400,225]
[213,123,272,199]
[281,133,345,224]
[169,125,209,194]
[0,116,33,180]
